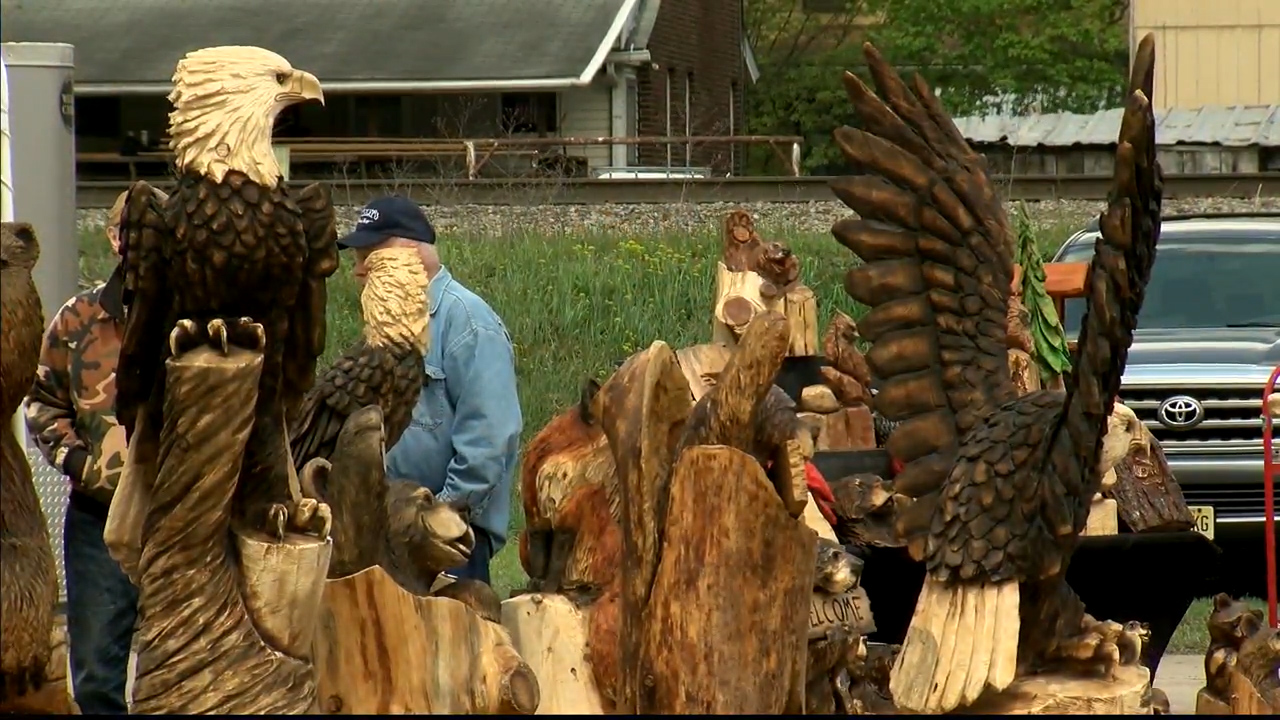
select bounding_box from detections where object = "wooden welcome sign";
[809,586,876,640]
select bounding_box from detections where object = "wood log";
[821,365,871,406]
[1195,687,1233,715]
[500,593,607,715]
[638,446,813,714]
[1083,497,1119,536]
[1226,666,1276,715]
[816,406,877,451]
[1006,295,1034,355]
[959,664,1152,715]
[315,566,540,714]
[594,341,694,714]
[237,529,332,659]
[1009,348,1042,396]
[712,262,770,344]
[800,383,841,413]
[1105,433,1194,533]
[0,611,73,714]
[803,494,840,542]
[597,313,812,714]
[675,343,732,402]
[130,344,330,715]
[822,311,873,390]
[783,285,820,356]
[721,208,763,272]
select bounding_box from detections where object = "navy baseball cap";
[338,195,436,249]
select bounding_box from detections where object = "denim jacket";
[385,266,523,551]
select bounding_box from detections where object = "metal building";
[1132,0,1280,109]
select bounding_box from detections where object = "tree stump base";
[314,566,539,715]
[1106,436,1193,533]
[958,665,1152,715]
[500,593,606,715]
[1196,687,1233,714]
[1196,668,1278,715]
[1084,498,1119,536]
[0,611,74,714]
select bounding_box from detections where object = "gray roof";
[1,0,639,92]
[952,105,1280,148]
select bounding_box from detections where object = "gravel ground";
[76,197,1280,238]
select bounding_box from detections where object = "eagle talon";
[311,503,332,540]
[168,318,202,357]
[207,318,229,354]
[265,499,331,541]
[267,503,289,540]
[227,317,266,353]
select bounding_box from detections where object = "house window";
[74,96,122,141]
[500,92,558,134]
[352,95,404,137]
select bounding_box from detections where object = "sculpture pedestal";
[1196,669,1278,715]
[959,665,1152,715]
[314,566,539,714]
[0,611,74,714]
[501,593,606,715]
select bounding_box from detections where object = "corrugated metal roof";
[952,105,1280,148]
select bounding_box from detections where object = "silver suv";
[1051,213,1279,563]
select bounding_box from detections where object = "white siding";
[1133,0,1280,109]
[559,80,613,170]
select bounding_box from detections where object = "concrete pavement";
[1155,654,1203,715]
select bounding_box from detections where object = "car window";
[1056,230,1280,333]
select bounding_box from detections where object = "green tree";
[745,0,875,173]
[866,0,1129,116]
[745,0,1130,173]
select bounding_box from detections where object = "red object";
[890,456,905,477]
[1263,366,1279,629]
[805,461,838,527]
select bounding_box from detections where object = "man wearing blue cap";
[337,195,522,585]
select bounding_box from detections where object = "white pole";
[1,53,29,446]
[2,52,14,219]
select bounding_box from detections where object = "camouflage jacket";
[25,268,127,504]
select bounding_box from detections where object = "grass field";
[75,220,1254,655]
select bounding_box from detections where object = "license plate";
[1189,505,1215,540]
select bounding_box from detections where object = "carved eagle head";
[360,247,431,354]
[167,46,323,187]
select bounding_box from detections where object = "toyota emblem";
[1156,395,1205,429]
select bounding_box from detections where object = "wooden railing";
[76,135,806,181]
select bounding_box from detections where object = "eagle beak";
[289,70,324,106]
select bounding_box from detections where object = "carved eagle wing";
[115,181,173,442]
[830,43,1020,501]
[284,182,341,420]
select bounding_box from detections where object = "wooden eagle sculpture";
[827,37,1163,713]
[288,246,476,588]
[290,247,429,467]
[0,222,58,704]
[115,46,339,539]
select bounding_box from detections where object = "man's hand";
[64,447,91,485]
